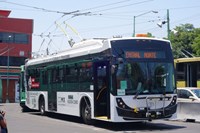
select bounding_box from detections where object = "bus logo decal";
[68,95,73,99]
[28,76,40,89]
[58,97,66,106]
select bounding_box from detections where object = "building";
[0,10,33,103]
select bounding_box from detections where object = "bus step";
[95,116,109,120]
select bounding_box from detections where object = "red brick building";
[0,10,33,103]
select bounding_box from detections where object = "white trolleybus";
[24,37,177,124]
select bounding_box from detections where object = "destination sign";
[125,51,165,59]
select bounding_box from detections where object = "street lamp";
[6,35,12,103]
[133,10,158,37]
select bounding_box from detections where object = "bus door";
[93,61,110,119]
[186,62,197,87]
[48,68,57,111]
[185,62,197,87]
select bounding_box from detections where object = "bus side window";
[79,63,93,91]
[63,65,69,82]
[59,67,64,82]
[51,67,58,83]
[66,65,78,83]
[27,68,40,89]
[79,67,85,82]
[42,70,48,84]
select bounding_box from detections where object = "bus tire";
[39,97,46,116]
[81,99,93,125]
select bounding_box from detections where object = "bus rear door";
[48,68,57,111]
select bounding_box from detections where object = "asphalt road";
[1,103,200,133]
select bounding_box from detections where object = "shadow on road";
[29,112,84,124]
[28,111,186,132]
[94,120,186,132]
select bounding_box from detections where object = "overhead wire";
[1,1,80,15]
[79,0,132,12]
[134,12,200,37]
[4,0,200,54]
[90,0,154,13]
[37,4,200,43]
[38,0,141,50]
[82,5,200,37]
[1,1,154,37]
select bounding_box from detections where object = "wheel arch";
[79,96,91,117]
[38,94,45,109]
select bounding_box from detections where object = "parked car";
[177,87,200,102]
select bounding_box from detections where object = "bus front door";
[93,61,110,119]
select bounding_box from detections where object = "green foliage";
[147,32,154,37]
[169,23,200,58]
[192,34,200,56]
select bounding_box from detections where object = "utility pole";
[157,9,170,39]
[167,9,170,39]
[133,16,136,37]
[6,35,11,103]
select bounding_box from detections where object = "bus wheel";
[81,101,93,125]
[39,98,46,116]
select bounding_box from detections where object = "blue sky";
[1,0,200,55]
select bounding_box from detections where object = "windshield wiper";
[133,82,143,99]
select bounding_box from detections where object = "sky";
[1,0,200,55]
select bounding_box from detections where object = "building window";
[0,32,29,44]
[0,32,13,43]
[0,56,26,66]
[14,33,29,44]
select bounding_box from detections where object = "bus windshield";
[112,61,175,95]
[110,39,176,96]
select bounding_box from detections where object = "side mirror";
[189,96,197,101]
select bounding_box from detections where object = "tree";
[192,28,200,56]
[147,32,154,37]
[170,23,196,58]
